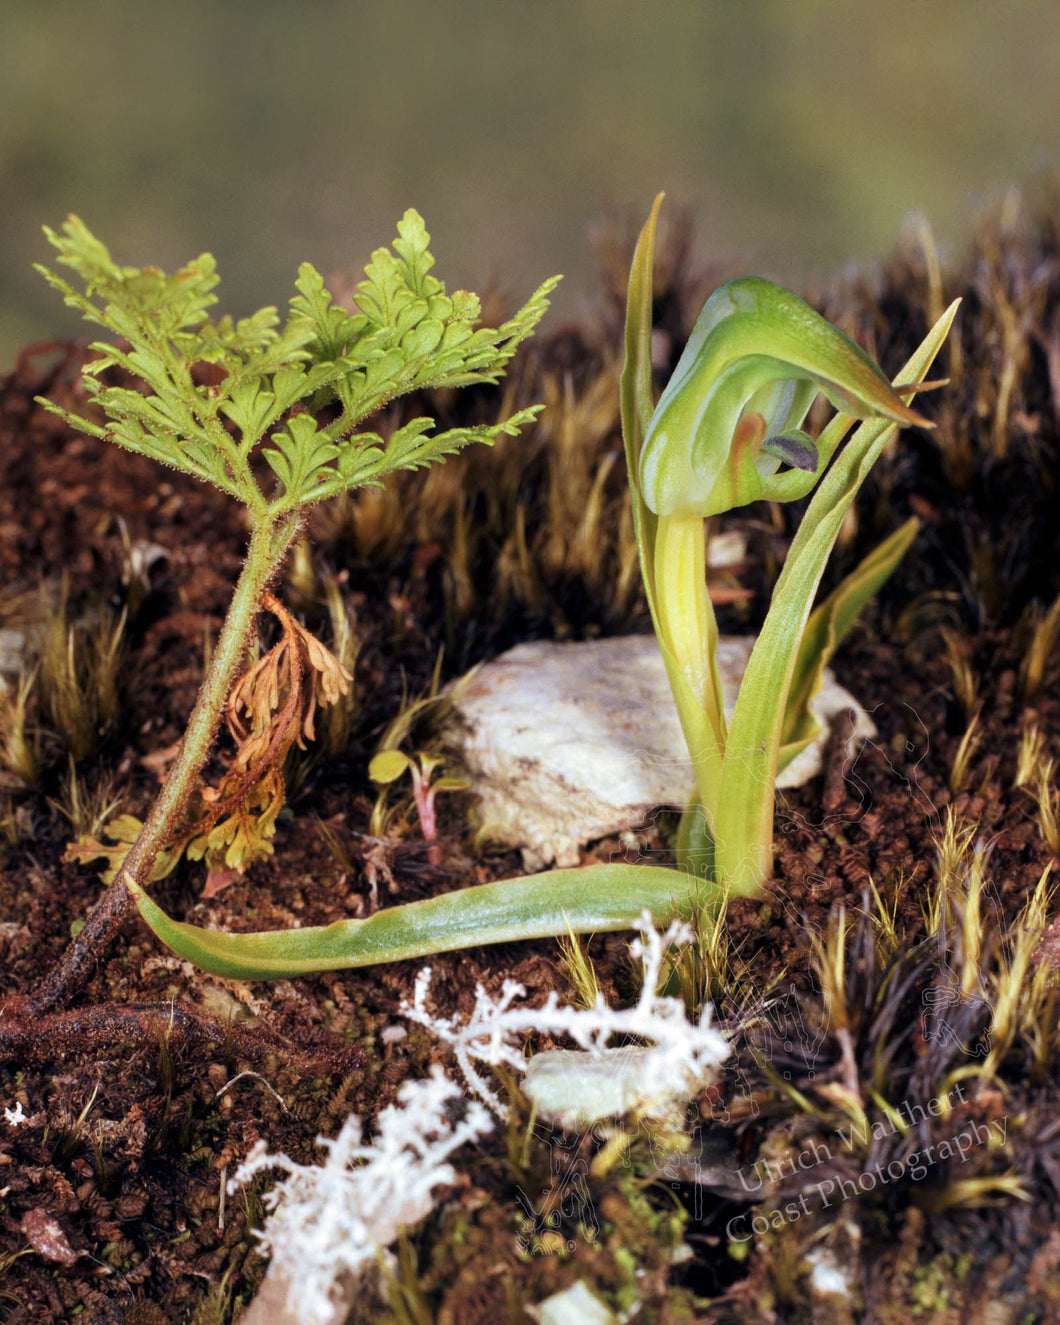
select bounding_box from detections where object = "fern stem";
[26,513,301,1013]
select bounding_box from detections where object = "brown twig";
[0,998,361,1075]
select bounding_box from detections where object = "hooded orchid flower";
[638,275,931,519]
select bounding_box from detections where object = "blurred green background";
[3,0,1058,367]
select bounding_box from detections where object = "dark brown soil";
[3,199,1060,1323]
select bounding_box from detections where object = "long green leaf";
[129,865,720,979]
[620,195,726,818]
[619,192,663,643]
[779,515,920,761]
[714,299,961,896]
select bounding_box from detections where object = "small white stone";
[446,635,875,869]
[522,1046,719,1129]
[705,528,747,569]
[806,1248,854,1302]
[527,1280,620,1325]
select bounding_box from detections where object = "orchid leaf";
[779,515,920,763]
[128,865,720,979]
[714,299,960,895]
[621,195,726,819]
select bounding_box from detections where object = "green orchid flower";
[625,195,957,895]
[639,275,931,520]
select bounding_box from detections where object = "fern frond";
[36,210,559,512]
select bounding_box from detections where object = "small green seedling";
[25,196,956,994]
[368,748,466,865]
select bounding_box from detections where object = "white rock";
[522,1045,721,1129]
[527,1281,620,1325]
[446,635,875,869]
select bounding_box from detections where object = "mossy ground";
[3,195,1060,1321]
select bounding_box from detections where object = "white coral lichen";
[230,1066,492,1325]
[402,913,730,1124]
